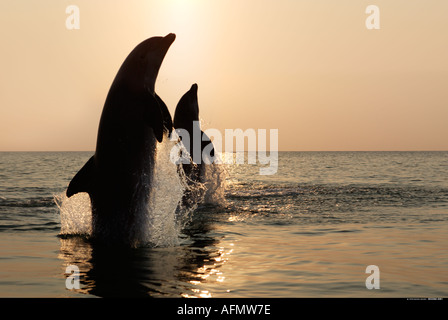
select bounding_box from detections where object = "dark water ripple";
[0,196,56,208]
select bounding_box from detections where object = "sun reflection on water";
[182,244,234,298]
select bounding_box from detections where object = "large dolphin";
[66,34,175,246]
[174,83,215,188]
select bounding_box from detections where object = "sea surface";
[0,151,447,298]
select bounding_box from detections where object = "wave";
[0,221,60,232]
[228,183,448,205]
[223,183,448,223]
[0,196,56,208]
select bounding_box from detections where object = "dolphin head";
[174,83,199,128]
[113,33,176,94]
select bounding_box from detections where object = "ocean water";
[0,150,447,297]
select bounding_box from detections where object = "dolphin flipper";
[66,156,96,198]
[201,131,215,161]
[155,93,173,136]
[145,94,166,143]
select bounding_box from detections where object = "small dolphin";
[174,83,215,183]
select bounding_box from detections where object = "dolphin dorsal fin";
[66,156,96,198]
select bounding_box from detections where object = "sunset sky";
[0,0,447,151]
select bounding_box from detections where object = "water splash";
[55,192,92,236]
[55,135,194,247]
[144,135,189,247]
[55,132,227,247]
[197,117,228,206]
[203,162,228,206]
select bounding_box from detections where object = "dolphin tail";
[66,156,96,198]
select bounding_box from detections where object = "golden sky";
[0,0,447,151]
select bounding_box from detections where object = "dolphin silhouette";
[66,34,175,246]
[174,83,215,183]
